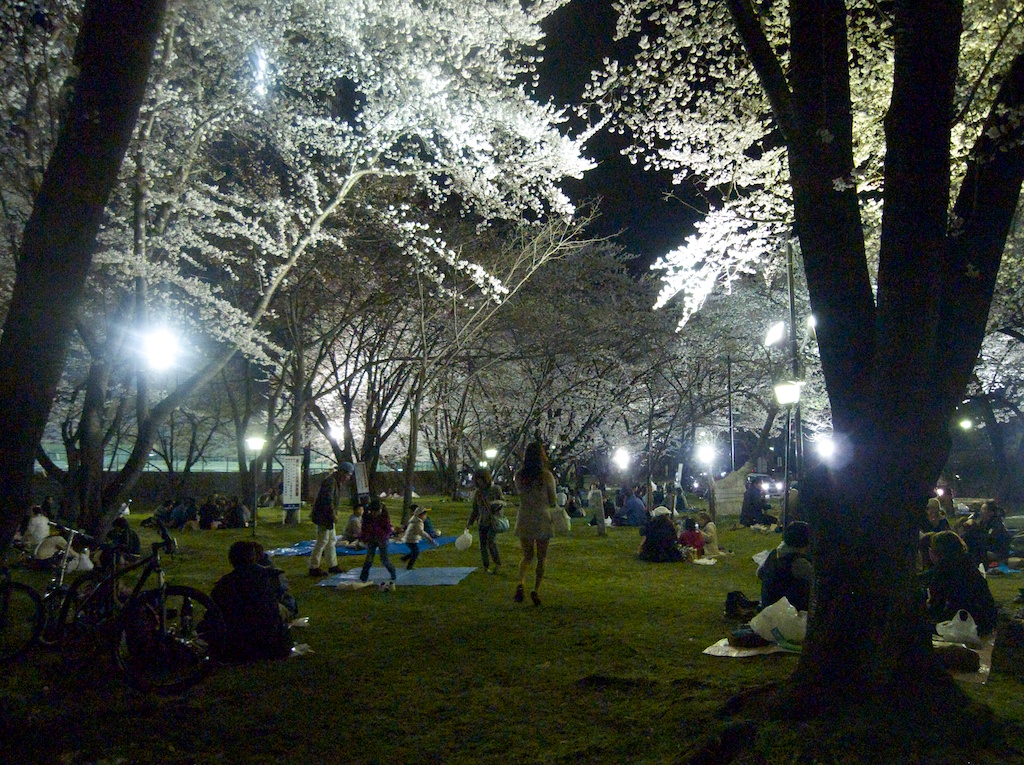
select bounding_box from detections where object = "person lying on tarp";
[921,530,997,637]
[758,521,812,611]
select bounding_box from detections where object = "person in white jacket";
[23,506,51,555]
[400,506,437,570]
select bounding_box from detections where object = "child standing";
[359,498,397,582]
[400,505,437,569]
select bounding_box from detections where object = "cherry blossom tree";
[592,0,1024,716]
[1,0,594,534]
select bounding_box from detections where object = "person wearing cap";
[308,462,354,577]
[758,521,813,611]
[637,505,683,562]
[400,505,437,570]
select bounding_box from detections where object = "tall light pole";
[245,436,266,536]
[774,381,803,527]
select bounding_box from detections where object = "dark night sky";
[536,0,700,269]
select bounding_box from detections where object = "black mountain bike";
[59,518,224,693]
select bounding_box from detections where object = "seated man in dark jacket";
[758,521,813,611]
[922,530,998,637]
[637,506,683,563]
[211,541,293,662]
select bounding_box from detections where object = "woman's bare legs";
[533,539,549,594]
[518,537,535,595]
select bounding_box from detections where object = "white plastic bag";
[749,596,807,643]
[936,609,981,646]
[752,549,772,573]
[455,529,473,550]
[551,507,571,536]
[65,548,94,573]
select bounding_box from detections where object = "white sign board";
[282,456,302,512]
[354,462,369,499]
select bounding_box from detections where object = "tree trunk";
[0,0,167,549]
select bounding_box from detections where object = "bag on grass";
[749,596,806,643]
[550,507,571,536]
[936,609,981,646]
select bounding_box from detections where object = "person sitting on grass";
[921,530,998,637]
[758,521,813,611]
[962,501,1012,568]
[211,541,294,663]
[696,511,725,557]
[678,517,705,557]
[637,506,683,563]
[341,504,365,547]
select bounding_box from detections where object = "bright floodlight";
[142,328,179,371]
[807,315,817,330]
[764,321,786,347]
[612,448,630,471]
[815,435,836,460]
[245,436,266,453]
[329,424,345,442]
[479,460,488,468]
[696,443,716,466]
[959,419,973,430]
[484,448,498,460]
[774,380,804,405]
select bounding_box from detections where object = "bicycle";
[0,557,43,663]
[59,518,225,693]
[36,522,94,648]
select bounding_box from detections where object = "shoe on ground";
[514,584,524,603]
[530,590,541,606]
[328,566,343,574]
[308,568,325,577]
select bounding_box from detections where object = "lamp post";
[245,436,266,536]
[774,381,803,527]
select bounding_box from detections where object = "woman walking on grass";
[513,439,556,606]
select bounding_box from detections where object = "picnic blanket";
[316,566,476,587]
[268,535,457,558]
[702,634,996,684]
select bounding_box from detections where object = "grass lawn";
[2,498,1023,764]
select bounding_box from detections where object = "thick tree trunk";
[0,0,167,549]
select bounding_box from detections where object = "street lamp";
[774,381,804,527]
[245,436,266,536]
[142,327,180,371]
[484,448,498,461]
[612,448,630,472]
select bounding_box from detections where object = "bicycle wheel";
[115,585,224,694]
[0,580,43,663]
[37,584,71,648]
[58,571,115,667]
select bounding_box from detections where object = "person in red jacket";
[678,517,705,557]
[358,498,397,583]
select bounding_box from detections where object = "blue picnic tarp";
[316,566,477,587]
[267,535,457,558]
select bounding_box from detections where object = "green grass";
[2,499,1023,765]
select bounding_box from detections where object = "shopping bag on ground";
[749,596,807,643]
[936,609,981,647]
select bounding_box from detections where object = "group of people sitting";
[153,494,252,531]
[636,508,724,563]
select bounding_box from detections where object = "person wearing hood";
[758,521,813,610]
